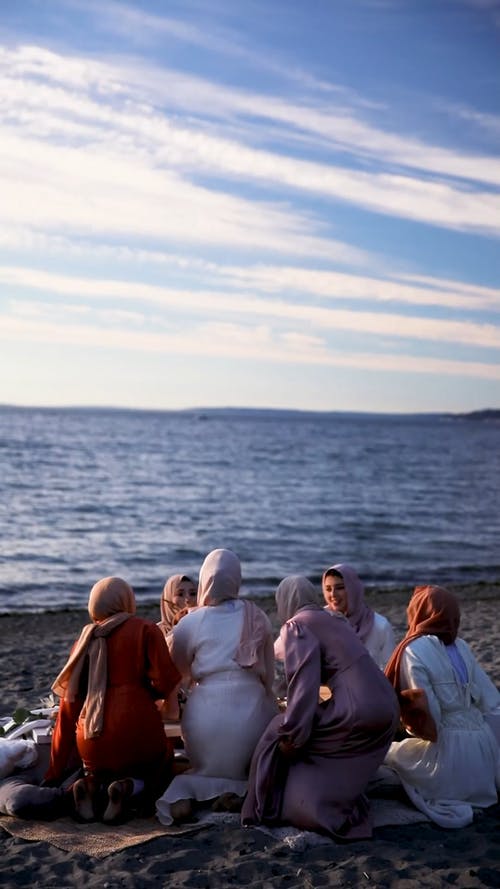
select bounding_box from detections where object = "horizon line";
[1,402,499,418]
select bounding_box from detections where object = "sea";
[1,405,499,614]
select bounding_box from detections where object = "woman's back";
[170,600,246,680]
[384,585,500,828]
[283,607,398,741]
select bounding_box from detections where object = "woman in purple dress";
[242,575,399,840]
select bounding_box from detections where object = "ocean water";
[0,406,499,613]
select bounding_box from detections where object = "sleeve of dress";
[169,615,196,679]
[464,642,500,713]
[145,622,182,699]
[44,696,83,784]
[274,630,285,662]
[279,620,321,749]
[399,643,442,731]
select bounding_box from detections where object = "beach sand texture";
[0,586,499,888]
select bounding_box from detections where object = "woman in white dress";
[322,563,395,669]
[156,549,278,825]
[384,584,500,828]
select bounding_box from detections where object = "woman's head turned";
[322,564,364,617]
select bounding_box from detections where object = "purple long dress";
[242,606,399,839]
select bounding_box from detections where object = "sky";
[1,0,500,413]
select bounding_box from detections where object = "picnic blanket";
[0,796,428,858]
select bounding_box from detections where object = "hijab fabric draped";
[275,575,322,624]
[197,548,270,671]
[52,576,135,739]
[324,563,375,643]
[385,585,460,689]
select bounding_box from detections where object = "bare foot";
[170,797,195,823]
[102,778,134,825]
[211,792,243,813]
[72,777,96,823]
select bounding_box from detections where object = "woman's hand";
[278,737,297,758]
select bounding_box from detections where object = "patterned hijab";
[275,575,321,624]
[323,563,375,644]
[159,574,196,635]
[52,576,135,739]
[385,584,460,690]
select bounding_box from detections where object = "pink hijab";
[198,548,271,670]
[52,576,135,739]
[323,563,375,644]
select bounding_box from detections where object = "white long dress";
[156,599,278,825]
[385,635,500,828]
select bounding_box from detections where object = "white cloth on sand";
[0,738,37,778]
[156,599,277,826]
[385,634,500,828]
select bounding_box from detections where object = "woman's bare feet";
[211,792,243,813]
[72,777,97,822]
[102,778,135,825]
[170,797,195,823]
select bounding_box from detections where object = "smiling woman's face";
[322,574,348,615]
[171,580,197,608]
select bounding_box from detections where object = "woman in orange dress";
[45,576,181,823]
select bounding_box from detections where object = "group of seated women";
[44,552,500,837]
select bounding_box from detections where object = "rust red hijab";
[385,584,460,690]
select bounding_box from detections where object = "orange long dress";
[46,617,180,794]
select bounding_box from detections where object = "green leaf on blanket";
[12,707,38,725]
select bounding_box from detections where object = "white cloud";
[3,266,500,350]
[2,44,500,245]
[1,129,364,261]
[218,264,500,312]
[1,312,499,380]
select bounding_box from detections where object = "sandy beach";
[1,585,499,888]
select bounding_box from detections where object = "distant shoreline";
[1,403,499,420]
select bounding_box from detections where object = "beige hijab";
[198,548,241,606]
[275,575,322,624]
[52,576,135,739]
[159,574,195,636]
[198,548,271,671]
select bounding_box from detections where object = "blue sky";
[1,0,499,413]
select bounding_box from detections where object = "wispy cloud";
[2,44,500,249]
[2,311,499,380]
[1,3,499,410]
[3,266,500,351]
